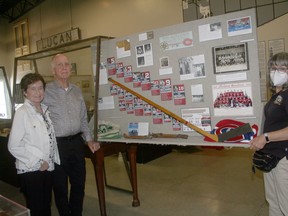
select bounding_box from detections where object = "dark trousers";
[19,170,53,216]
[54,134,86,216]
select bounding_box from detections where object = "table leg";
[90,147,107,216]
[127,144,140,207]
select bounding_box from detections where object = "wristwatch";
[264,133,270,143]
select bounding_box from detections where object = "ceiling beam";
[1,0,46,23]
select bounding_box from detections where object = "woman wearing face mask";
[250,52,288,216]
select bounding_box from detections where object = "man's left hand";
[87,141,101,153]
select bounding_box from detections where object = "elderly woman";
[250,52,288,216]
[8,73,60,216]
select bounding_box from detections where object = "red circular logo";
[183,38,193,46]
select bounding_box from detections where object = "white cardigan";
[8,100,60,173]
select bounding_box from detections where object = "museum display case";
[0,195,30,216]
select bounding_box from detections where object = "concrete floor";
[0,147,268,216]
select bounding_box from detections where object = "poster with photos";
[173,84,186,105]
[151,80,160,96]
[110,84,118,95]
[134,97,144,116]
[152,108,163,124]
[126,100,134,114]
[172,119,182,131]
[124,65,133,82]
[116,62,124,78]
[144,104,152,116]
[107,57,116,76]
[163,114,172,123]
[117,87,125,99]
[181,108,211,132]
[133,72,142,88]
[141,71,151,90]
[160,78,172,101]
[119,99,126,111]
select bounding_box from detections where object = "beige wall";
[257,12,288,60]
[0,19,8,71]
[0,0,183,79]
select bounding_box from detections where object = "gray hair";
[268,52,288,69]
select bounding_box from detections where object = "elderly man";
[43,54,100,216]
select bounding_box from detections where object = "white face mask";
[270,70,288,86]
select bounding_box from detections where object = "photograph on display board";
[98,96,115,110]
[143,104,152,116]
[124,65,133,82]
[116,62,124,78]
[191,84,204,103]
[128,122,149,136]
[118,99,126,111]
[126,101,134,114]
[179,54,206,80]
[227,16,252,37]
[107,57,117,76]
[198,22,222,42]
[172,119,181,131]
[141,71,151,90]
[160,56,169,67]
[173,84,186,105]
[160,78,172,101]
[117,87,125,99]
[133,72,142,88]
[212,82,253,116]
[159,56,173,75]
[213,42,249,73]
[163,114,172,123]
[128,122,139,136]
[151,80,160,96]
[116,39,131,59]
[152,108,163,124]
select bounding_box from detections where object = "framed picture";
[81,80,91,93]
[71,63,77,75]
[213,42,249,74]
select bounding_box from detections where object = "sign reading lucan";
[36,28,81,51]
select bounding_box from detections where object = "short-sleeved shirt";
[262,89,288,158]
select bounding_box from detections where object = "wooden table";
[86,142,140,216]
[86,137,249,215]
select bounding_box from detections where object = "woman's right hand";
[249,134,266,150]
[39,161,49,171]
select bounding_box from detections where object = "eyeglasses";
[270,67,288,73]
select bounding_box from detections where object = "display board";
[97,9,262,146]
